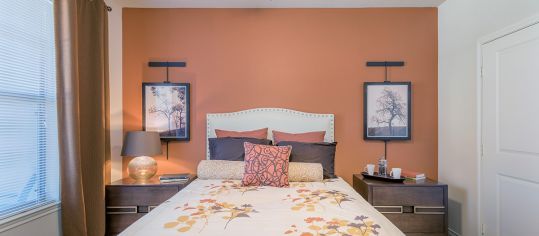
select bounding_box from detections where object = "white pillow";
[289,162,324,182]
[197,160,244,180]
[197,160,323,182]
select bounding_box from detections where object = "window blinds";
[0,0,59,220]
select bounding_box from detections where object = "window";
[0,0,59,220]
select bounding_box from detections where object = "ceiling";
[115,0,446,8]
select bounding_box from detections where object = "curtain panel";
[54,0,110,235]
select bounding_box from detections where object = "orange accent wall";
[122,8,438,183]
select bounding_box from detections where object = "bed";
[119,108,404,236]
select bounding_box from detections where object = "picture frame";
[364,81,411,140]
[142,82,190,141]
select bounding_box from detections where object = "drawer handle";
[106,206,137,215]
[374,206,403,214]
[414,206,445,215]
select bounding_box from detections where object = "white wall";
[106,0,124,182]
[438,1,539,235]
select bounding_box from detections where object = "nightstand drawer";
[106,185,179,206]
[372,186,444,206]
[384,214,445,233]
[106,213,145,235]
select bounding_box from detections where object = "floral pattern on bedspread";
[290,182,309,188]
[283,188,353,212]
[284,216,381,236]
[164,199,258,233]
[120,178,402,236]
[203,180,263,196]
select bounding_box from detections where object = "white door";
[481,22,539,236]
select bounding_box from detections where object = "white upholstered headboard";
[206,108,334,159]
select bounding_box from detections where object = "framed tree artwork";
[364,82,411,140]
[143,83,190,141]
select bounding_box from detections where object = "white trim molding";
[206,108,335,159]
[106,0,124,182]
[0,203,60,233]
[478,14,539,46]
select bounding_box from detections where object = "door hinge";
[480,66,483,78]
[482,224,486,235]
[481,143,484,158]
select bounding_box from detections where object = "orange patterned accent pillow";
[215,128,268,139]
[241,142,292,187]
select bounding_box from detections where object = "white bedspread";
[120,178,404,236]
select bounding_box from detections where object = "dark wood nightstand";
[105,175,195,236]
[353,174,448,236]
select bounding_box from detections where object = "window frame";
[0,0,60,229]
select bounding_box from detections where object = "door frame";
[476,13,539,235]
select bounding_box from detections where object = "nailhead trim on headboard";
[206,108,335,159]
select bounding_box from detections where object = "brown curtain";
[54,0,110,235]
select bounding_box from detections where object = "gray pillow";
[209,137,272,161]
[277,141,337,179]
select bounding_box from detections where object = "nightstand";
[105,175,195,236]
[353,174,448,236]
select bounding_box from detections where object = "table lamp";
[121,131,162,181]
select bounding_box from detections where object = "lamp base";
[128,156,157,181]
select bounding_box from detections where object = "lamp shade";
[121,131,162,157]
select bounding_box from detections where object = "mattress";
[120,178,404,236]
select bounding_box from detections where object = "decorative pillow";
[242,142,292,187]
[197,160,323,182]
[197,160,244,180]
[215,128,268,139]
[209,137,272,161]
[288,162,323,182]
[273,130,326,144]
[277,141,337,179]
